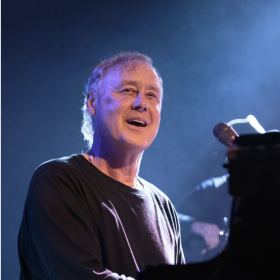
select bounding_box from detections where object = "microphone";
[213,122,239,147]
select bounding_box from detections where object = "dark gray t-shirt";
[18,154,185,280]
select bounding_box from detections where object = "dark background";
[2,0,280,278]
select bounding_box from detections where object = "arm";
[177,212,221,252]
[191,221,221,253]
[167,206,186,265]
[18,171,134,280]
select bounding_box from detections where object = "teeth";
[133,120,145,125]
[127,119,146,127]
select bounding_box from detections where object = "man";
[18,52,185,280]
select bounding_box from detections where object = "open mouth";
[126,120,147,127]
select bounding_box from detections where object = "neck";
[88,140,144,188]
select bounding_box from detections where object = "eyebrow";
[117,80,161,93]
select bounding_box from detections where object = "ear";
[87,91,98,115]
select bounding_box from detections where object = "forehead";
[101,63,162,93]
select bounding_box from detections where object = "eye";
[122,88,135,94]
[147,92,157,99]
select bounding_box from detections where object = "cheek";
[157,103,162,113]
[102,96,120,111]
[99,98,124,123]
[154,106,161,124]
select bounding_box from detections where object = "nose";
[131,94,148,112]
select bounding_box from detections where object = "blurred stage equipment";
[177,173,229,210]
[227,114,266,134]
[193,174,229,192]
[138,121,280,279]
[177,173,230,260]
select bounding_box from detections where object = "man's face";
[91,63,162,151]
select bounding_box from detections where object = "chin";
[120,136,153,151]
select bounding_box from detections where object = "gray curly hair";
[81,51,162,148]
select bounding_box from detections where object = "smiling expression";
[88,63,162,151]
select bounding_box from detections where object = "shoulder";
[140,177,177,215]
[140,177,180,232]
[33,154,82,180]
[28,154,89,192]
[140,177,170,203]
[27,154,90,204]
